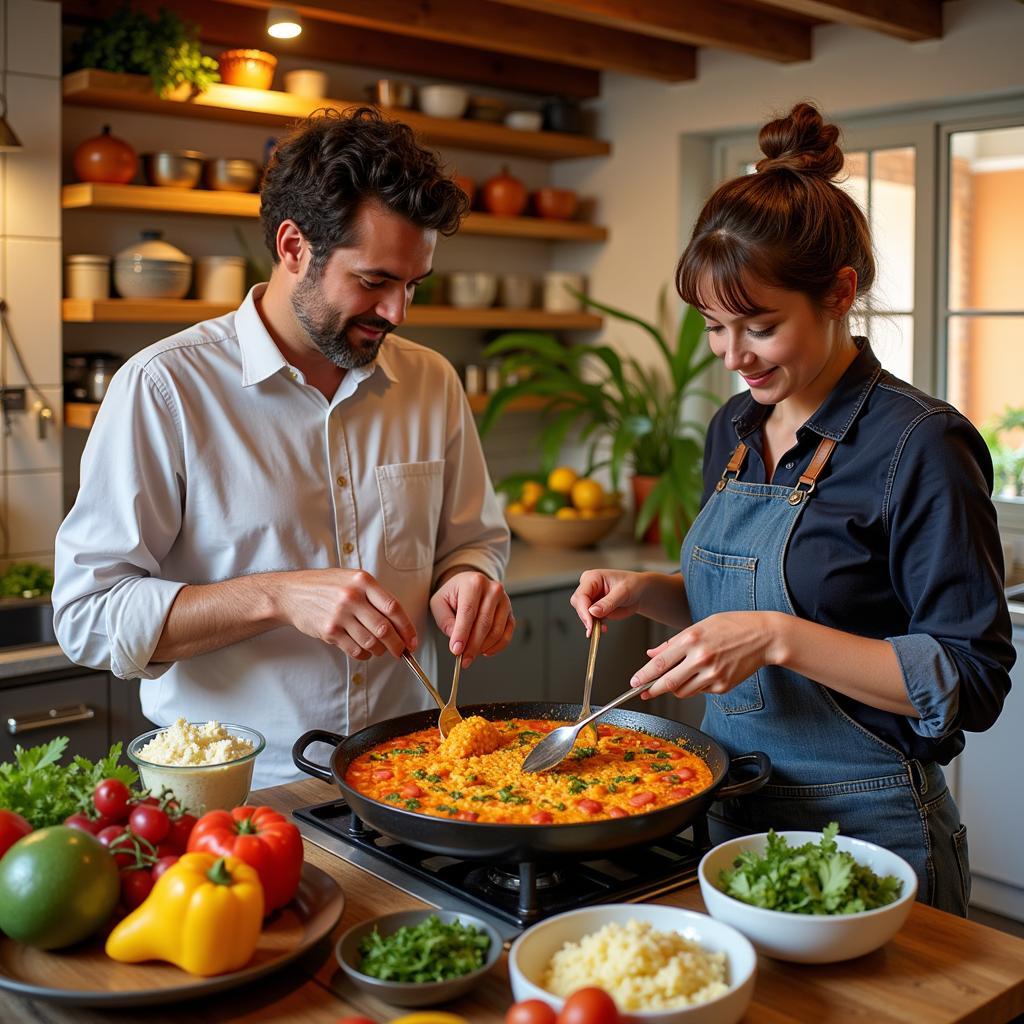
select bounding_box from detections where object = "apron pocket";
[689,545,764,714]
[376,460,444,570]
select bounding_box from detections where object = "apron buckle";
[788,480,815,505]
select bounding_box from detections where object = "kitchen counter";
[3,777,1021,1023]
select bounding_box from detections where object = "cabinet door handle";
[7,703,96,735]
[519,619,533,644]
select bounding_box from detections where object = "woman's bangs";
[676,236,766,317]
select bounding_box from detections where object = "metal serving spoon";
[438,652,465,739]
[401,650,445,715]
[520,677,657,774]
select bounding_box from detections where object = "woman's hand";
[570,569,650,634]
[630,611,782,699]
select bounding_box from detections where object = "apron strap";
[715,442,748,492]
[787,437,837,505]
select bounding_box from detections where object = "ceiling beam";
[754,0,942,41]
[487,0,812,63]
[217,0,698,81]
[62,0,602,97]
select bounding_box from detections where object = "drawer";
[2,673,110,763]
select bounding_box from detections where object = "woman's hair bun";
[755,102,844,179]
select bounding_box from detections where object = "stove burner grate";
[293,799,707,930]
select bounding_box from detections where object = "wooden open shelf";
[61,183,608,242]
[63,70,610,161]
[68,394,544,430]
[63,298,602,330]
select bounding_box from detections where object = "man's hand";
[271,568,417,660]
[430,570,514,667]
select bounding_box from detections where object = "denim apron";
[682,438,971,914]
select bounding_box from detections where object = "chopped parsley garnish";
[613,774,641,784]
[568,776,589,794]
[718,822,904,915]
[497,786,529,804]
[403,798,421,810]
[357,914,491,982]
[624,751,636,762]
[570,746,597,760]
[470,794,494,802]
[449,790,463,799]
[436,804,458,815]
[517,730,542,746]
[385,793,400,802]
[649,762,672,772]
[411,769,426,779]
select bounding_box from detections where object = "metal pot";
[366,79,416,109]
[203,157,259,193]
[293,701,770,864]
[142,150,204,189]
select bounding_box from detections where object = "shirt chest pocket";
[376,460,445,571]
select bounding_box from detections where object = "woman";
[570,103,1014,915]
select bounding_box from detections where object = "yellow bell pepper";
[106,851,264,976]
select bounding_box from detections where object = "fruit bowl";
[506,509,621,548]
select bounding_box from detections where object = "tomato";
[151,854,179,881]
[93,778,132,821]
[608,807,628,818]
[556,988,620,1024]
[506,999,558,1024]
[96,825,136,869]
[628,792,656,807]
[187,805,303,912]
[165,812,197,852]
[0,826,119,949]
[0,809,33,859]
[128,803,170,845]
[63,813,100,835]
[120,866,154,909]
[334,1019,376,1024]
[576,799,603,815]
[400,783,424,799]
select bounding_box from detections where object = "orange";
[555,506,579,520]
[505,501,526,515]
[546,466,578,494]
[520,480,545,509]
[570,477,605,512]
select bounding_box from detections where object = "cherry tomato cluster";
[64,778,197,910]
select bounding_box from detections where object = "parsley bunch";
[357,915,491,982]
[0,737,137,828]
[718,822,904,915]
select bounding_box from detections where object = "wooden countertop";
[2,777,1023,1023]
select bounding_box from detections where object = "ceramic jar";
[283,69,328,98]
[114,230,192,300]
[65,254,111,300]
[499,273,533,309]
[542,271,585,313]
[196,256,246,304]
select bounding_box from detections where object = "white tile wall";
[0,0,62,561]
[4,470,62,553]
[4,74,60,239]
[2,237,62,387]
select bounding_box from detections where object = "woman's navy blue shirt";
[699,339,1015,764]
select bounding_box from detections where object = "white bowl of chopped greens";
[335,909,502,1007]
[698,824,918,963]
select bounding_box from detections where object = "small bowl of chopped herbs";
[335,909,502,1007]
[698,823,918,963]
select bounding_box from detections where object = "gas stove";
[293,798,708,942]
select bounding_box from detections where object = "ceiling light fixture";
[266,6,302,39]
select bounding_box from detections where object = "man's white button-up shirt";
[54,286,510,787]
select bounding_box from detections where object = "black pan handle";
[716,751,771,800]
[292,729,345,783]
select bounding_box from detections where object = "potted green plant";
[981,406,1024,498]
[480,288,719,557]
[69,4,219,97]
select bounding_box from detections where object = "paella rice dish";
[543,919,729,1010]
[344,716,714,824]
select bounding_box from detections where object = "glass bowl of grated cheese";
[127,718,265,813]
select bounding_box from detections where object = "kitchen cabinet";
[957,626,1024,923]
[1,666,152,763]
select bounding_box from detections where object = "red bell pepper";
[186,805,303,911]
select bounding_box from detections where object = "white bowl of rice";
[508,904,756,1024]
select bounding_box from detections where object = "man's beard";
[291,272,394,369]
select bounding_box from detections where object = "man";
[54,108,513,786]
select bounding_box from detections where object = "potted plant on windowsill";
[480,288,719,558]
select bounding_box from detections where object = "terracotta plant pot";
[631,473,662,545]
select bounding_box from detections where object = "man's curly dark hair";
[259,107,468,278]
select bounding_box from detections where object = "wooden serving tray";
[0,863,344,1007]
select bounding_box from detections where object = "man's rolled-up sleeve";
[884,411,1015,739]
[431,366,510,588]
[53,362,187,679]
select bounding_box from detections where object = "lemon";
[506,501,526,515]
[570,477,605,511]
[521,480,545,509]
[547,466,578,494]
[555,506,579,519]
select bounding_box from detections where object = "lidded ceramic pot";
[114,230,192,300]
